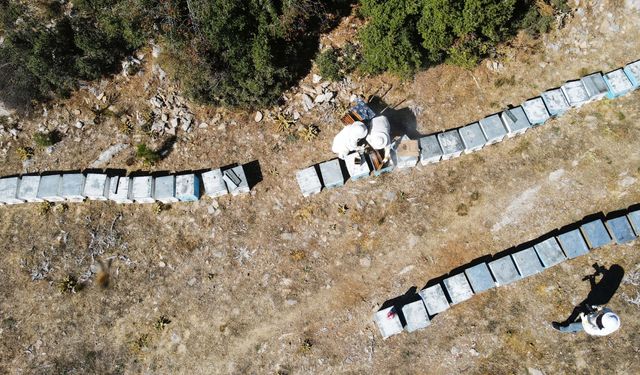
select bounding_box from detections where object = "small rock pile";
[148,90,195,135]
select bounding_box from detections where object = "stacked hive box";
[0,165,251,207]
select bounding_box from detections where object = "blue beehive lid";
[464,263,496,293]
[479,114,508,144]
[60,173,86,202]
[419,134,443,165]
[37,174,63,202]
[623,60,640,88]
[522,97,551,125]
[319,159,344,188]
[541,89,570,116]
[176,174,200,201]
[561,80,590,107]
[18,175,42,202]
[534,237,566,268]
[581,73,609,101]
[374,306,403,339]
[557,229,590,259]
[437,130,464,160]
[419,284,450,315]
[627,209,640,235]
[443,273,474,305]
[131,176,155,203]
[84,173,110,200]
[511,247,544,277]
[154,175,178,203]
[402,300,430,332]
[580,219,613,249]
[489,256,521,286]
[344,152,371,180]
[458,122,487,153]
[0,177,23,204]
[603,69,634,98]
[296,166,322,197]
[501,106,531,136]
[605,216,637,244]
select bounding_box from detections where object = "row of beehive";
[375,207,640,339]
[297,60,640,196]
[0,165,249,205]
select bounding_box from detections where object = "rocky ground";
[0,1,639,374]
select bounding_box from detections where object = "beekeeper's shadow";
[367,96,421,140]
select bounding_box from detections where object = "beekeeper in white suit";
[331,121,368,159]
[331,116,392,159]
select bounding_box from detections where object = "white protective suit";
[332,121,368,159]
[366,116,391,150]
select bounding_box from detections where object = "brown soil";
[1,1,640,374]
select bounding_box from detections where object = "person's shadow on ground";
[559,263,625,325]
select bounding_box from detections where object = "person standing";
[552,305,621,336]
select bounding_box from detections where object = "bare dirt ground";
[1,1,640,374]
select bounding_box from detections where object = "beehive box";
[479,114,508,144]
[201,169,228,198]
[458,123,487,153]
[84,173,109,200]
[437,130,464,160]
[176,174,200,202]
[501,106,531,137]
[37,174,64,202]
[296,166,322,197]
[541,89,569,116]
[0,177,24,204]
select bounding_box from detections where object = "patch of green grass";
[154,316,171,330]
[136,143,160,165]
[56,275,78,294]
[494,75,516,88]
[33,130,61,148]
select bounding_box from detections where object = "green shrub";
[159,0,354,107]
[358,0,563,74]
[33,130,61,148]
[341,42,360,73]
[358,0,424,77]
[316,43,360,82]
[316,48,342,81]
[0,0,151,111]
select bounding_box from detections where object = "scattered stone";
[198,122,208,129]
[152,44,162,58]
[254,111,263,122]
[150,96,163,108]
[72,109,81,116]
[187,277,197,286]
[486,60,504,72]
[302,94,314,111]
[158,261,166,268]
[74,121,84,129]
[312,74,322,84]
